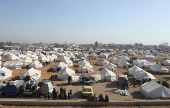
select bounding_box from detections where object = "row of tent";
[0,67,41,81]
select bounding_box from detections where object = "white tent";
[57,67,75,81]
[78,63,93,73]
[150,64,169,73]
[144,50,151,55]
[7,53,19,61]
[160,53,169,58]
[138,61,156,69]
[97,59,109,66]
[118,60,131,68]
[128,65,143,76]
[142,55,155,59]
[128,49,135,56]
[61,57,73,67]
[90,53,98,57]
[141,81,170,99]
[28,61,43,69]
[119,55,130,61]
[99,53,109,58]
[104,62,117,71]
[162,60,170,66]
[78,60,90,66]
[97,68,116,82]
[53,62,68,72]
[133,71,156,81]
[133,59,147,66]
[19,68,41,80]
[0,67,13,81]
[2,60,23,69]
[109,57,119,65]
[17,59,32,66]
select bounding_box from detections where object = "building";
[95,41,98,47]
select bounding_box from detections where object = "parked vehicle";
[38,79,55,95]
[23,80,38,95]
[82,86,93,98]
[0,83,6,97]
[4,80,25,95]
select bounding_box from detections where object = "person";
[105,94,109,102]
[64,88,66,95]
[157,80,161,84]
[166,83,169,88]
[125,81,129,90]
[149,78,151,81]
[47,92,50,100]
[60,87,64,94]
[68,76,71,84]
[133,78,136,87]
[98,94,104,101]
[36,89,40,98]
[64,93,67,99]
[44,93,47,100]
[87,93,93,101]
[52,88,56,99]
[142,79,146,84]
[46,61,48,66]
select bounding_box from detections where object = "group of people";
[41,61,51,66]
[158,80,169,88]
[87,93,109,102]
[59,87,72,99]
[36,87,73,100]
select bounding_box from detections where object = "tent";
[99,53,109,58]
[150,64,169,73]
[109,57,119,65]
[142,55,155,59]
[97,68,116,82]
[128,65,143,76]
[133,71,156,81]
[2,60,23,69]
[104,62,117,71]
[138,62,156,69]
[97,59,109,66]
[0,67,13,81]
[119,55,130,61]
[28,61,43,69]
[53,62,68,72]
[133,59,147,66]
[7,53,19,61]
[118,60,131,68]
[19,68,41,80]
[78,60,90,66]
[78,63,93,73]
[57,67,75,81]
[141,81,170,99]
[17,59,32,66]
[162,60,170,66]
[61,57,73,67]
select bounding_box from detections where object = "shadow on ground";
[72,91,82,99]
[105,81,117,88]
[131,91,145,100]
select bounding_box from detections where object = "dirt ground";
[1,53,170,102]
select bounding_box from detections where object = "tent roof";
[97,68,115,76]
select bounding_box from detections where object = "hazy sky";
[0,0,170,45]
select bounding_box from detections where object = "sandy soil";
[1,53,170,102]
